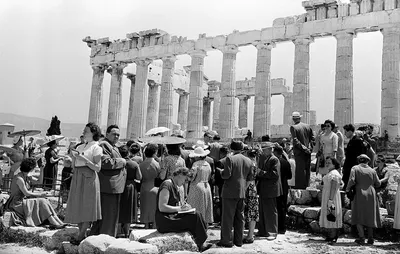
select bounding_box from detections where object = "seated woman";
[4,158,64,228]
[155,167,211,252]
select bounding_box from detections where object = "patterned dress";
[187,160,213,223]
[319,169,342,228]
[244,162,259,223]
[160,155,186,203]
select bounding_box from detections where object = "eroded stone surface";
[105,238,158,254]
[138,231,198,253]
[39,227,79,250]
[78,234,116,254]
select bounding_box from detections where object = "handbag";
[327,207,336,222]
[346,185,356,201]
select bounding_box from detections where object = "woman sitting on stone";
[374,155,390,207]
[319,157,342,244]
[4,157,65,228]
[155,167,211,252]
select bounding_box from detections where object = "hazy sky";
[0,0,383,129]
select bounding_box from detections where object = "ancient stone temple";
[84,0,400,140]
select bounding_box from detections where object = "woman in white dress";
[319,156,343,244]
[315,120,339,176]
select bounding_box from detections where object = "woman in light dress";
[393,172,400,230]
[319,157,343,244]
[187,147,213,224]
[315,120,338,176]
[64,123,102,245]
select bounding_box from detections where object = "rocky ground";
[1,229,400,254]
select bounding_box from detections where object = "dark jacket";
[221,153,253,199]
[257,154,282,199]
[278,157,292,196]
[290,122,314,155]
[98,139,127,194]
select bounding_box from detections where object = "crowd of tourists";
[2,111,400,251]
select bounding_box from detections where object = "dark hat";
[230,140,244,151]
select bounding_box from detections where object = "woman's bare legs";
[77,222,91,241]
[246,221,256,239]
[48,216,63,226]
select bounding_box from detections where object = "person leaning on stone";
[290,112,314,189]
[90,124,127,237]
[256,142,282,240]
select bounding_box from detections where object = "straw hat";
[192,140,209,150]
[292,112,302,118]
[41,135,65,147]
[189,147,210,158]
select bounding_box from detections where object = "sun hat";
[292,112,302,118]
[40,135,65,147]
[192,140,209,150]
[189,146,210,158]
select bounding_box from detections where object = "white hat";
[189,147,210,158]
[192,140,209,150]
[292,112,302,118]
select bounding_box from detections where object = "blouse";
[74,141,102,167]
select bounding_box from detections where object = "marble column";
[187,50,207,139]
[238,95,249,128]
[176,88,190,131]
[334,30,354,129]
[292,37,313,124]
[283,92,293,124]
[106,62,127,127]
[126,73,136,139]
[88,65,106,125]
[253,42,274,137]
[147,80,161,130]
[158,56,177,131]
[212,87,221,131]
[203,97,212,130]
[218,45,239,139]
[130,59,152,139]
[381,25,400,140]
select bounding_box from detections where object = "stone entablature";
[84,3,400,65]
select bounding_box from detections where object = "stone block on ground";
[105,238,158,254]
[78,234,117,254]
[1,211,13,227]
[62,241,79,254]
[138,231,198,253]
[288,205,308,217]
[306,188,320,198]
[129,229,157,241]
[9,225,47,235]
[288,189,313,205]
[303,207,320,220]
[39,226,79,250]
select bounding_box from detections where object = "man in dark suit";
[217,140,253,248]
[290,111,314,189]
[273,144,292,234]
[257,142,282,240]
[90,125,127,237]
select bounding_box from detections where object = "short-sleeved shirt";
[74,141,102,167]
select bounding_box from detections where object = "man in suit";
[290,111,314,189]
[90,125,127,237]
[217,140,253,247]
[273,144,292,234]
[257,142,282,240]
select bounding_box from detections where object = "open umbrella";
[145,127,170,136]
[139,136,186,145]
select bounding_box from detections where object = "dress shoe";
[354,238,365,245]
[216,241,233,248]
[255,232,269,237]
[266,234,277,241]
[234,242,242,247]
[367,239,374,245]
[199,243,213,252]
[243,238,254,244]
[278,230,286,234]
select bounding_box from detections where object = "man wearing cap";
[290,112,314,189]
[91,125,127,237]
[257,142,282,239]
[217,140,253,247]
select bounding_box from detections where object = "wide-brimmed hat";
[357,154,370,162]
[12,136,22,145]
[189,147,210,158]
[192,140,209,150]
[292,112,302,118]
[230,140,244,151]
[261,142,274,149]
[41,135,65,147]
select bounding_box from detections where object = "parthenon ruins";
[85,0,400,141]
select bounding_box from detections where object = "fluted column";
[176,88,190,131]
[187,50,207,139]
[253,42,274,137]
[130,59,152,139]
[107,62,127,127]
[218,45,239,139]
[283,92,293,124]
[158,56,177,131]
[381,25,400,140]
[212,87,221,131]
[147,80,161,130]
[334,30,355,129]
[88,65,106,125]
[292,37,313,124]
[203,97,212,130]
[126,73,136,138]
[238,95,250,128]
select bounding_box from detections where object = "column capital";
[91,64,107,71]
[109,62,128,69]
[218,45,239,54]
[380,25,400,35]
[162,55,177,69]
[175,88,189,96]
[161,55,177,62]
[237,94,250,101]
[148,79,160,87]
[134,58,152,67]
[333,30,356,39]
[253,41,275,50]
[125,72,136,82]
[292,37,314,45]
[189,50,207,58]
[203,97,213,103]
